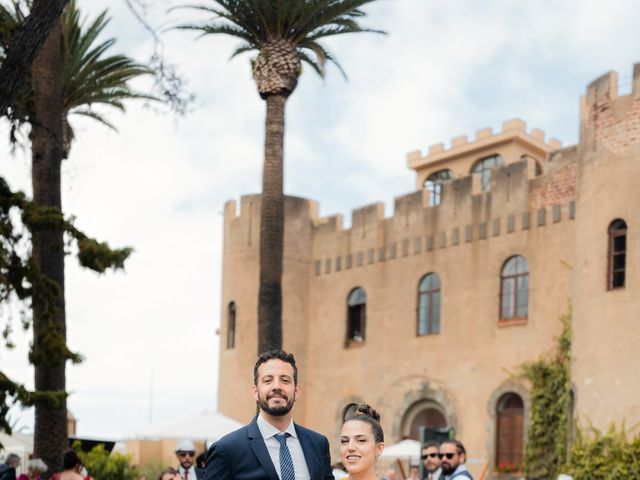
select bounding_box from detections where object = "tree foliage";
[521,308,572,479]
[0,0,155,153]
[177,0,385,84]
[0,177,132,444]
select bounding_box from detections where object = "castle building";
[217,64,640,477]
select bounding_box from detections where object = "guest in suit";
[205,349,334,480]
[421,442,441,480]
[339,403,384,480]
[175,439,204,480]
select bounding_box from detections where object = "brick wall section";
[529,161,577,210]
[586,96,640,154]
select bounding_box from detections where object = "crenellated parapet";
[311,154,577,276]
[406,118,562,188]
[580,63,640,154]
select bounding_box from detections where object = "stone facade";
[217,64,640,478]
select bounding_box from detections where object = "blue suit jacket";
[205,416,334,480]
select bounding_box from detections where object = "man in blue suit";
[206,350,334,480]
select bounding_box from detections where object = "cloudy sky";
[2,0,640,440]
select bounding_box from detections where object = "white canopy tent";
[0,432,33,473]
[379,439,421,480]
[137,409,243,444]
[380,439,421,462]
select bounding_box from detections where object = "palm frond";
[71,109,118,132]
[1,0,154,148]
[174,0,384,79]
[58,0,153,143]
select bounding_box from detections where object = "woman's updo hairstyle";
[342,402,384,443]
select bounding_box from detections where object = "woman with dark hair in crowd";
[340,403,385,480]
[51,450,83,480]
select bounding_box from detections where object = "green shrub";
[562,424,640,480]
[138,460,164,480]
[74,443,138,480]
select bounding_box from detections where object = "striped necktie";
[274,433,295,480]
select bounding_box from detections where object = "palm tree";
[2,1,151,473]
[177,0,383,354]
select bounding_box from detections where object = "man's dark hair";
[422,441,439,450]
[253,349,298,385]
[4,454,20,468]
[62,449,81,470]
[158,467,177,480]
[440,439,466,456]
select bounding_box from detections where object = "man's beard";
[258,391,295,416]
[440,463,455,475]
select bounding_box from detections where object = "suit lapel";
[295,424,321,480]
[248,418,280,480]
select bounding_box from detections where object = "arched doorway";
[402,401,449,441]
[496,393,524,470]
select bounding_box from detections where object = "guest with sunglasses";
[175,440,204,480]
[438,440,472,480]
[421,442,441,480]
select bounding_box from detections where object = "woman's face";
[340,420,384,475]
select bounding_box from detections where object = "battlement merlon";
[580,63,640,153]
[406,118,562,174]
[583,63,640,106]
[224,194,319,222]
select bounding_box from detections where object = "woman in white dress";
[340,404,385,480]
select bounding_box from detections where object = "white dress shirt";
[257,414,311,480]
[177,466,198,480]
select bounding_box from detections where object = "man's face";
[439,443,463,475]
[176,450,195,470]
[9,459,20,469]
[253,359,299,417]
[422,446,440,473]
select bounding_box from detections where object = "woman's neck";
[348,467,377,480]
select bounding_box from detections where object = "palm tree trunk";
[30,20,67,477]
[258,93,287,354]
[0,0,69,116]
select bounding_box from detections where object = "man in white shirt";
[175,439,203,480]
[205,350,334,480]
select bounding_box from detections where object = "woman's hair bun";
[353,403,380,422]
[342,402,384,443]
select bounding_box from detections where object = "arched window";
[424,170,454,206]
[472,154,504,192]
[417,273,441,336]
[347,288,367,344]
[500,256,529,321]
[496,393,524,472]
[608,219,627,290]
[227,302,236,349]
